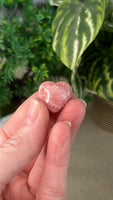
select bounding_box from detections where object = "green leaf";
[32,66,37,73]
[0,81,12,110]
[49,0,63,6]
[52,0,108,69]
[0,43,6,50]
[0,34,4,43]
[84,57,113,101]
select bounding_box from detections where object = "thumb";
[0,100,49,193]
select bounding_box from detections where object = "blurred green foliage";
[78,0,113,101]
[0,0,71,117]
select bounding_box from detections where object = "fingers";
[2,175,35,200]
[0,100,49,194]
[57,98,86,141]
[28,142,47,194]
[36,121,71,200]
[28,98,86,195]
[35,99,86,200]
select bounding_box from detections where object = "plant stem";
[71,58,83,98]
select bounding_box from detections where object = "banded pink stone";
[38,81,72,113]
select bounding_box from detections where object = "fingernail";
[64,121,71,128]
[25,100,40,125]
[79,99,87,107]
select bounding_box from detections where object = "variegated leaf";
[52,0,108,69]
[49,0,64,6]
[83,57,113,101]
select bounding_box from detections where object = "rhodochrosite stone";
[38,81,72,113]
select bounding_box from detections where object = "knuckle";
[40,184,66,199]
[46,158,68,169]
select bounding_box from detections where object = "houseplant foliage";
[0,0,71,117]
[79,0,113,101]
[49,0,108,69]
[49,0,113,101]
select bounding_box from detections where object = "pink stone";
[38,81,72,113]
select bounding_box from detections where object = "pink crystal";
[38,81,72,113]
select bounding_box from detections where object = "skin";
[0,90,86,200]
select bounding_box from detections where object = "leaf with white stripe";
[52,0,108,69]
[49,0,63,6]
[85,57,113,101]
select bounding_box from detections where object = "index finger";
[0,91,39,145]
[36,121,71,200]
[0,89,76,145]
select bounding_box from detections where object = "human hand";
[0,86,86,200]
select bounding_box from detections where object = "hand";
[0,91,86,200]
